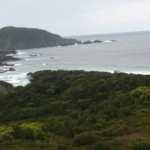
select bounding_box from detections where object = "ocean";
[1,31,150,86]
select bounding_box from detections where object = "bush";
[0,126,14,142]
[132,142,150,150]
[99,124,128,136]
[73,132,97,146]
[13,122,46,140]
[57,145,69,150]
[130,87,150,105]
[95,142,111,150]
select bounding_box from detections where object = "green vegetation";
[0,81,13,94]
[0,70,150,149]
[132,142,150,150]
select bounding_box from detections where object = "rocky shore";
[0,26,117,74]
[0,50,19,73]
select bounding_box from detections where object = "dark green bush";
[0,70,150,149]
[99,124,128,136]
[0,126,14,142]
[73,132,97,146]
[13,122,46,140]
[132,142,150,150]
[57,145,69,150]
[95,143,111,150]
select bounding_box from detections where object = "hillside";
[0,26,81,51]
[0,70,150,150]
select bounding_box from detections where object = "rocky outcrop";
[0,26,81,51]
[0,51,19,67]
[93,40,103,43]
[0,69,7,73]
[9,67,15,71]
[82,39,116,45]
[83,40,93,44]
[83,40,102,45]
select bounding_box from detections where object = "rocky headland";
[0,26,116,71]
[0,26,81,51]
[0,26,82,70]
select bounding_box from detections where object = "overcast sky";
[0,0,150,36]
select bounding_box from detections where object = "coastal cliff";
[0,26,81,51]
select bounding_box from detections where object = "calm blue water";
[1,31,150,86]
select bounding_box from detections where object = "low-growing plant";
[13,122,46,140]
[95,142,111,150]
[132,141,150,150]
[73,132,97,146]
[0,126,14,142]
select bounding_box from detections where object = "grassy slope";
[0,70,150,150]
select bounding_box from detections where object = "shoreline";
[0,50,20,73]
[1,67,150,87]
[1,46,150,86]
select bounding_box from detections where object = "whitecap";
[16,51,27,55]
[15,55,29,58]
[29,54,42,57]
[104,40,113,43]
[25,58,49,61]
[0,73,29,86]
[14,63,22,66]
[6,53,14,56]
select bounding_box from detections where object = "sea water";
[1,31,150,86]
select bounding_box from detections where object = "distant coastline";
[0,26,81,51]
[1,30,150,86]
[0,26,116,72]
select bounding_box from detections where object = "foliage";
[73,132,98,146]
[132,142,150,150]
[13,122,46,140]
[95,142,111,150]
[0,126,14,142]
[0,70,150,149]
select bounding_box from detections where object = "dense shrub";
[132,142,150,150]
[13,122,46,140]
[57,145,69,150]
[73,132,97,146]
[99,124,128,136]
[130,87,150,105]
[0,70,150,149]
[95,142,111,150]
[0,126,14,142]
